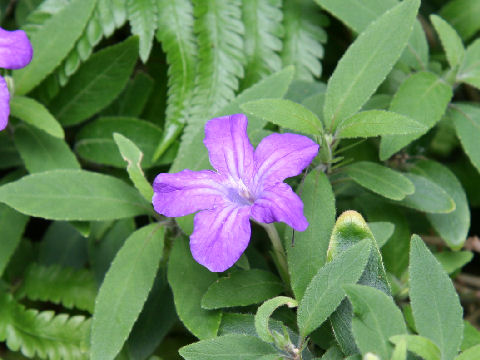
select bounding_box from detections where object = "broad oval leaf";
[91,224,165,360]
[345,161,415,201]
[440,0,480,41]
[297,239,371,338]
[201,270,283,310]
[457,344,480,360]
[369,222,395,248]
[390,335,441,360]
[0,170,150,221]
[430,15,465,68]
[409,235,464,360]
[13,0,97,95]
[50,37,139,126]
[457,40,480,89]
[323,0,419,130]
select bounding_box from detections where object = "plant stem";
[262,223,290,287]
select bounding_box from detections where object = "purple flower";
[153,114,319,272]
[0,27,33,131]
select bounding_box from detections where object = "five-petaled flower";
[0,27,33,131]
[152,114,319,272]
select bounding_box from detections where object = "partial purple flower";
[153,114,319,272]
[0,27,33,131]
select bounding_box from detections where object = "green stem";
[261,223,290,287]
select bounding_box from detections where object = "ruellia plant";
[1,0,480,359]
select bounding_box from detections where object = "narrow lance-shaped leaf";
[323,0,419,130]
[0,204,28,276]
[457,40,480,90]
[409,235,464,360]
[430,15,465,68]
[91,224,165,360]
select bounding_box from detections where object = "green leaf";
[127,0,157,62]
[380,72,453,160]
[50,37,139,126]
[345,161,414,200]
[390,335,441,360]
[399,173,456,214]
[13,0,97,95]
[10,96,64,138]
[241,0,283,88]
[369,222,395,248]
[201,270,283,310]
[430,15,465,68]
[345,284,406,359]
[391,337,407,360]
[0,204,28,276]
[255,296,298,343]
[0,132,22,169]
[113,133,153,201]
[91,224,165,360]
[14,125,80,173]
[435,251,473,274]
[449,104,480,173]
[179,334,278,360]
[297,239,371,338]
[287,169,335,301]
[281,0,326,81]
[0,170,150,221]
[75,117,162,168]
[462,321,480,351]
[458,345,480,360]
[242,99,323,135]
[18,264,96,313]
[336,110,426,138]
[167,237,221,339]
[323,0,419,130]
[440,0,480,41]
[411,160,470,249]
[0,293,90,360]
[409,235,464,360]
[457,40,480,89]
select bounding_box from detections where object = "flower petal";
[253,133,319,186]
[152,169,226,217]
[190,205,251,272]
[251,182,308,231]
[0,28,33,70]
[204,114,254,181]
[0,76,10,131]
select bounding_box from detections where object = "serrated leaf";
[50,37,139,126]
[345,284,406,359]
[431,15,465,68]
[380,72,453,160]
[14,125,80,173]
[241,0,283,88]
[167,237,221,339]
[323,0,419,130]
[0,293,90,360]
[113,133,153,201]
[13,0,97,94]
[201,270,283,310]
[440,0,480,41]
[10,96,64,138]
[75,116,162,168]
[287,169,335,301]
[179,334,278,360]
[0,170,150,221]
[91,223,164,360]
[281,0,326,81]
[411,160,470,249]
[399,173,456,214]
[336,110,426,139]
[409,235,464,360]
[242,99,323,135]
[127,0,157,62]
[345,161,414,201]
[18,264,96,313]
[297,239,371,338]
[255,296,297,343]
[0,204,28,276]
[390,335,441,360]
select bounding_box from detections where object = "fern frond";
[0,293,90,360]
[241,0,284,89]
[189,0,246,123]
[127,0,158,62]
[281,0,327,81]
[17,264,96,313]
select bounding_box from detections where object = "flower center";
[225,180,256,206]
